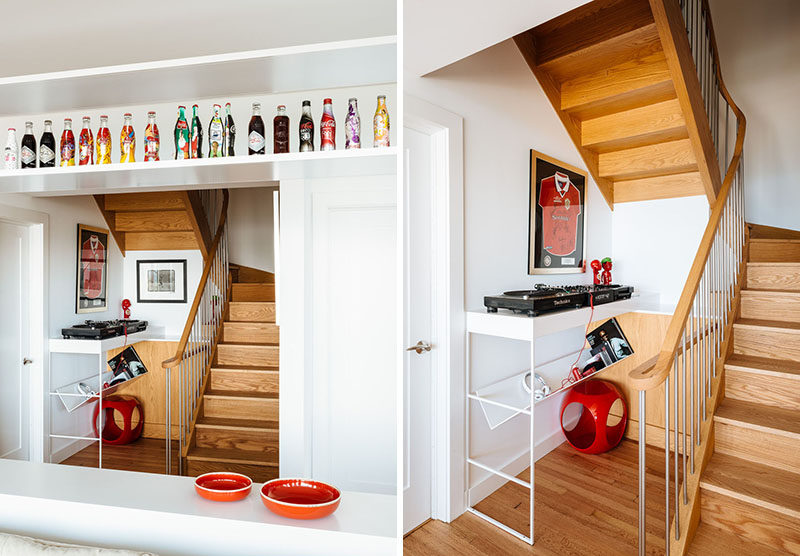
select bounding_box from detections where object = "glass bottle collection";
[2,95,390,170]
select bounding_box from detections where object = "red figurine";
[122,298,131,320]
[590,259,602,285]
[601,257,613,285]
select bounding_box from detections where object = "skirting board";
[50,438,94,465]
[467,425,568,506]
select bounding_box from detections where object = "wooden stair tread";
[196,416,279,431]
[613,171,704,203]
[597,138,697,180]
[186,447,278,467]
[219,341,279,347]
[212,365,279,372]
[700,453,800,519]
[734,318,800,332]
[204,390,278,400]
[581,98,687,152]
[715,399,800,438]
[725,354,800,378]
[688,522,788,556]
[742,288,800,295]
[751,238,800,244]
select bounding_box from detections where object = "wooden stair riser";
[186,460,278,483]
[210,368,278,394]
[597,138,697,180]
[203,395,278,421]
[195,426,279,456]
[123,231,199,251]
[103,192,187,212]
[733,324,800,362]
[115,210,194,232]
[699,490,800,554]
[725,368,800,411]
[740,290,800,322]
[231,283,275,302]
[613,171,704,203]
[216,344,279,367]
[747,263,800,291]
[714,420,800,475]
[749,240,800,263]
[222,322,279,344]
[228,302,276,323]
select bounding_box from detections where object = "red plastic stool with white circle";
[92,395,144,445]
[560,379,627,454]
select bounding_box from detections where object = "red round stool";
[92,395,144,445]
[560,379,627,454]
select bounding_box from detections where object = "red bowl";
[194,472,252,502]
[260,478,341,519]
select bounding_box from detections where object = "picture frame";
[528,150,588,275]
[136,259,188,303]
[76,224,110,314]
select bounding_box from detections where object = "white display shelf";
[2,148,397,195]
[466,291,659,341]
[49,330,156,354]
[0,36,397,117]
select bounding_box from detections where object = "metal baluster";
[681,328,687,503]
[638,389,646,556]
[702,268,708,419]
[673,356,680,539]
[665,374,671,556]
[689,303,695,472]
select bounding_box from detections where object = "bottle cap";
[302,100,310,106]
[348,97,357,103]
[193,104,198,108]
[148,111,156,116]
[124,113,132,117]
[378,95,386,99]
[323,98,332,104]
[213,103,221,108]
[44,120,52,125]
[277,105,286,110]
[178,105,186,109]
[82,116,90,119]
[252,102,261,109]
[8,127,15,131]
[100,115,108,118]
[64,118,72,122]
[226,102,231,107]
[25,121,33,126]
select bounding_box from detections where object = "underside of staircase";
[689,225,800,554]
[513,0,722,207]
[185,266,279,482]
[94,191,213,256]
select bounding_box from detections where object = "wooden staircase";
[184,267,280,482]
[689,227,800,554]
[513,0,721,206]
[94,191,212,257]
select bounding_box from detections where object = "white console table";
[464,291,659,544]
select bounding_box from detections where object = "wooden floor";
[405,440,680,556]
[61,438,179,475]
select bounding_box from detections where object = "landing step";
[688,522,788,556]
[186,447,278,467]
[700,453,800,520]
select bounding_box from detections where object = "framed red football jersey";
[528,150,587,274]
[76,224,110,313]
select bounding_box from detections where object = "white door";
[403,127,434,533]
[0,220,30,461]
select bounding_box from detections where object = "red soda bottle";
[79,116,94,165]
[144,111,160,161]
[96,115,111,164]
[320,98,336,151]
[120,113,135,163]
[60,119,75,166]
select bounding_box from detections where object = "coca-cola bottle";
[21,121,36,168]
[190,104,202,159]
[60,118,75,166]
[79,117,94,165]
[273,105,289,154]
[96,115,111,164]
[174,106,190,160]
[120,113,135,163]
[320,98,336,151]
[40,120,56,168]
[225,102,236,156]
[144,111,160,162]
[299,100,314,152]
[248,103,265,155]
[4,128,19,170]
[373,95,390,147]
[208,104,225,157]
[345,98,361,149]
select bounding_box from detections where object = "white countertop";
[0,459,397,556]
[49,328,179,354]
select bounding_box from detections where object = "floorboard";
[60,438,180,475]
[405,440,673,555]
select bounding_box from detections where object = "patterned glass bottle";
[120,113,135,163]
[144,111,160,162]
[96,115,112,165]
[79,117,94,165]
[60,118,75,166]
[345,98,361,149]
[373,95,390,148]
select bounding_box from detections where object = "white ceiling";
[404,0,591,77]
[0,0,397,77]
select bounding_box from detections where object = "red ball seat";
[92,395,143,445]
[560,379,627,454]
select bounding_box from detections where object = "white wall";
[710,0,800,231]
[121,250,204,338]
[228,188,276,273]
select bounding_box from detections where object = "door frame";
[0,204,49,463]
[405,95,465,522]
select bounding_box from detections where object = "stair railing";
[630,1,746,554]
[162,189,230,475]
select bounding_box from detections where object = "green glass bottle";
[174,105,190,160]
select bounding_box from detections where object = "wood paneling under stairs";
[512,0,719,206]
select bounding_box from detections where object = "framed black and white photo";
[528,150,588,275]
[136,259,187,303]
[76,224,110,314]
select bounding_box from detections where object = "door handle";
[406,341,432,355]
[23,358,33,365]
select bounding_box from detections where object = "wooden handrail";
[629,0,746,391]
[162,189,230,369]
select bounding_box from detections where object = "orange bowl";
[260,478,341,519]
[194,472,252,502]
